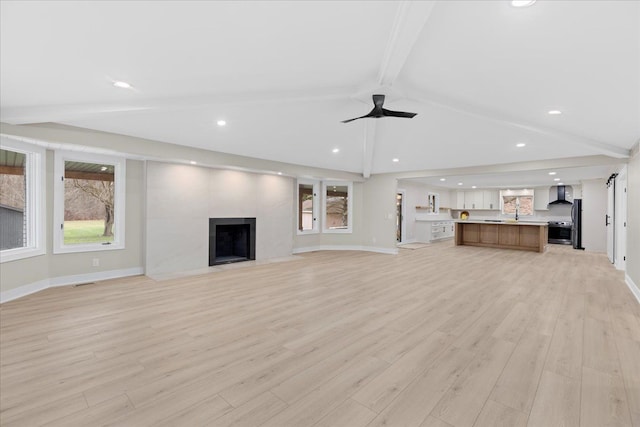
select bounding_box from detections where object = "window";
[323,181,352,233]
[297,179,319,234]
[54,151,126,253]
[501,189,534,216]
[427,192,440,214]
[0,137,45,262]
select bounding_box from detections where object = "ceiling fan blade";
[372,94,385,108]
[381,108,417,119]
[341,113,374,123]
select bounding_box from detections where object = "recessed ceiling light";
[549,172,557,175]
[511,0,536,7]
[277,172,282,175]
[332,148,340,153]
[190,161,197,165]
[558,182,564,185]
[554,178,560,181]
[458,182,463,186]
[440,178,446,182]
[472,186,477,189]
[217,120,227,127]
[392,158,400,162]
[516,143,526,148]
[113,80,132,89]
[548,110,562,115]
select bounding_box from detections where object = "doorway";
[607,177,615,264]
[396,192,404,243]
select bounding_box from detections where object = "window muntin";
[54,152,125,253]
[0,137,45,262]
[323,181,352,233]
[297,180,319,234]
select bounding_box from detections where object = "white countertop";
[415,218,454,222]
[455,220,548,226]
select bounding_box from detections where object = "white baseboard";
[398,239,417,245]
[0,279,49,304]
[293,245,398,255]
[1,267,144,304]
[625,274,640,305]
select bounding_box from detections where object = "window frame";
[322,181,353,234]
[53,150,126,254]
[0,137,46,263]
[297,179,319,235]
[500,189,534,217]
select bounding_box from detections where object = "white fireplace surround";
[145,162,293,276]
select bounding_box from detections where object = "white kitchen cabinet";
[429,220,455,241]
[456,192,465,209]
[414,220,455,243]
[464,191,484,209]
[482,190,499,210]
[534,186,549,211]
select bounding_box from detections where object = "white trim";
[322,181,353,234]
[0,267,143,304]
[53,150,126,253]
[0,137,46,263]
[0,279,49,304]
[293,245,398,255]
[625,274,640,305]
[297,178,320,234]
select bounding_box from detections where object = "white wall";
[625,147,640,299]
[581,178,608,253]
[1,154,145,298]
[146,162,293,275]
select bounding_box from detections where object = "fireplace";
[209,218,256,266]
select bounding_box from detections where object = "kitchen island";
[454,220,548,253]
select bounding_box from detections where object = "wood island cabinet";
[454,221,548,253]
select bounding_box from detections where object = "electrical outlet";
[92,258,99,267]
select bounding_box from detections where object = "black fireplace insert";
[209,218,256,265]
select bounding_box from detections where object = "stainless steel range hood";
[548,185,572,205]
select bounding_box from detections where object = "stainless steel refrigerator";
[571,199,584,250]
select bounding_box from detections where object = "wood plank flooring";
[1,242,639,426]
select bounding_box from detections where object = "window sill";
[297,230,319,236]
[0,247,46,263]
[323,228,353,234]
[53,242,125,254]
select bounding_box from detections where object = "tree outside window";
[64,161,115,244]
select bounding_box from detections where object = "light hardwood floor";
[1,242,639,426]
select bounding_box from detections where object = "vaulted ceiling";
[1,1,638,181]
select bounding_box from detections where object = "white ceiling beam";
[391,154,627,180]
[377,1,436,86]
[360,1,436,178]
[0,87,354,125]
[362,120,377,179]
[408,90,630,159]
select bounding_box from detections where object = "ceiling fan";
[342,94,417,123]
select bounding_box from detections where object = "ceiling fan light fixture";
[511,0,536,8]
